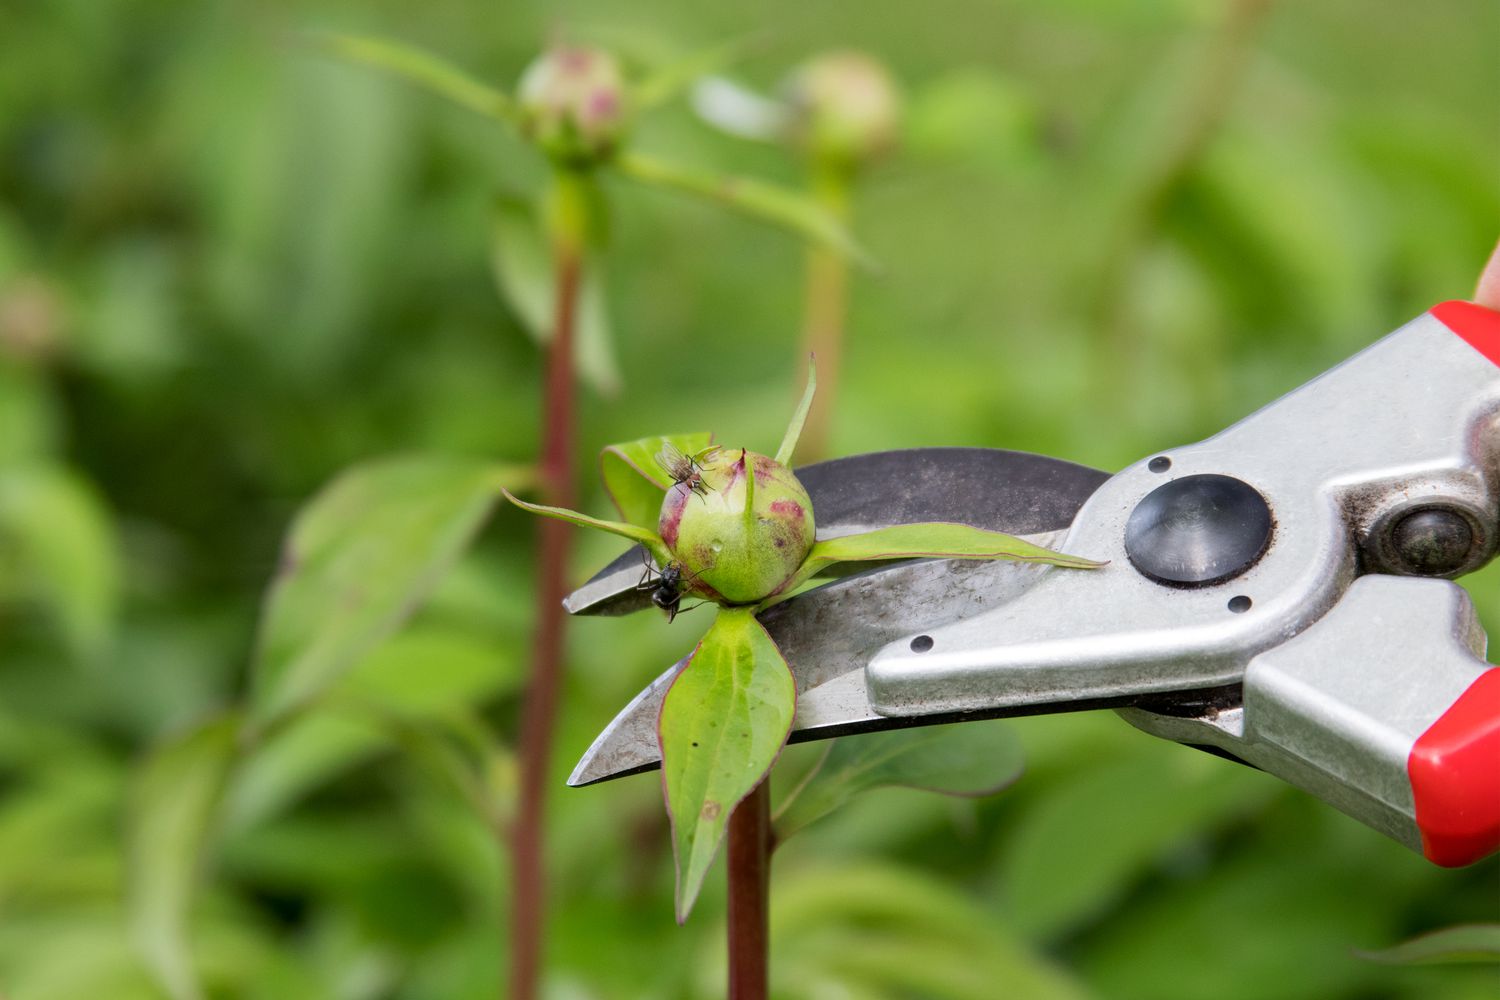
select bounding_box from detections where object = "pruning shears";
[565,301,1500,868]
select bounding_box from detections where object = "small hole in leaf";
[1228,595,1252,613]
[910,635,934,653]
[1149,456,1171,473]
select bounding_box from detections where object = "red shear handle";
[1414,301,1500,865]
[1409,667,1500,867]
[1433,300,1500,366]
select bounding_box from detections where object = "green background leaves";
[251,455,514,726]
[774,721,1026,843]
[1,0,1496,996]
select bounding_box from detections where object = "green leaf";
[225,626,519,831]
[0,463,119,658]
[599,432,715,528]
[128,713,241,1000]
[660,606,795,922]
[775,357,817,466]
[317,32,516,122]
[995,740,1278,942]
[490,196,622,396]
[502,489,672,568]
[763,522,1105,607]
[1356,925,1500,965]
[765,864,1090,1000]
[615,151,875,267]
[773,720,1024,842]
[249,455,514,727]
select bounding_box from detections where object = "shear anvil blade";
[568,530,1079,786]
[564,447,1110,616]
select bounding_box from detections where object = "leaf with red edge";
[659,605,795,922]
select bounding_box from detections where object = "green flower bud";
[516,46,629,165]
[659,448,815,604]
[784,51,901,167]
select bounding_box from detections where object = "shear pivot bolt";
[1391,508,1472,576]
[1125,474,1272,587]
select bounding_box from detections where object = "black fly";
[637,551,703,623]
[656,442,721,497]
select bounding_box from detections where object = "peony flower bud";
[658,448,815,604]
[516,45,629,165]
[783,51,901,168]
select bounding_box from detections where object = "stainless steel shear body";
[568,302,1500,868]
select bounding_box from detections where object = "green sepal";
[775,358,817,466]
[761,522,1105,609]
[502,489,672,568]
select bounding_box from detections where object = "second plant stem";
[510,169,590,1000]
[797,160,853,463]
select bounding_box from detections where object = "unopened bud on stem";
[784,51,901,168]
[659,448,815,604]
[517,45,629,166]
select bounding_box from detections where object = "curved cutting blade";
[568,448,1110,786]
[565,447,1107,616]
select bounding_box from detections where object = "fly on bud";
[517,45,629,165]
[656,442,722,498]
[658,448,815,605]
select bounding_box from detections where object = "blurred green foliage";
[0,0,1497,998]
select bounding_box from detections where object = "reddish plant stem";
[726,779,772,1000]
[510,247,582,1000]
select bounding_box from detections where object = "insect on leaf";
[250,455,515,727]
[599,432,714,529]
[659,606,795,922]
[773,720,1025,843]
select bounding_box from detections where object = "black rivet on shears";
[1391,508,1473,576]
[910,635,934,653]
[1148,456,1172,473]
[1125,474,1272,587]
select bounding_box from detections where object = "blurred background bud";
[517,45,630,165]
[783,50,902,168]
